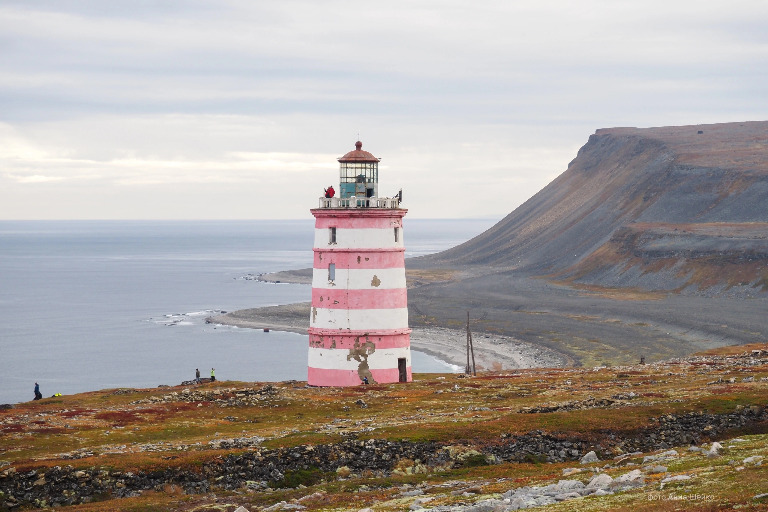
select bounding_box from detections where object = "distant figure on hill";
[195,368,201,384]
[210,368,215,382]
[34,382,42,400]
[324,185,335,198]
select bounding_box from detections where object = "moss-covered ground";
[2,344,768,511]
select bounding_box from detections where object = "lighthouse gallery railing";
[318,196,401,209]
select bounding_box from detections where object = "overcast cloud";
[1,0,766,219]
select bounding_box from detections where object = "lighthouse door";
[398,358,407,382]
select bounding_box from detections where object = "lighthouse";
[308,141,411,386]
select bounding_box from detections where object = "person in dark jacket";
[34,382,42,400]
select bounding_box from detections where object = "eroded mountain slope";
[420,121,768,294]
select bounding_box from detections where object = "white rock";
[661,474,691,484]
[580,451,600,464]
[643,450,679,463]
[554,492,583,501]
[556,480,585,492]
[744,456,764,465]
[534,495,557,506]
[611,469,645,488]
[234,507,250,512]
[586,473,613,490]
[538,483,559,496]
[464,499,503,512]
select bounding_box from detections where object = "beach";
[207,303,567,371]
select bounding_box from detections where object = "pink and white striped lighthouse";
[307,141,411,386]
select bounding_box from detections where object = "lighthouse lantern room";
[308,141,411,386]
[338,140,378,199]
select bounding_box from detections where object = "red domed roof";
[338,141,380,163]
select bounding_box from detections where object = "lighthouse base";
[307,329,412,386]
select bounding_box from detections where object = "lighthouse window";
[329,227,337,244]
[394,227,399,243]
[328,263,336,282]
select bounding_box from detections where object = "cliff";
[421,121,768,294]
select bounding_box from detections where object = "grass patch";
[270,467,328,488]
[459,453,488,468]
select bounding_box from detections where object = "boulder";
[585,473,613,490]
[611,469,645,490]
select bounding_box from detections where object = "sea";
[0,219,497,404]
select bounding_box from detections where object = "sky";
[1,1,767,220]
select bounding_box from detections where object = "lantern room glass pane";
[339,162,378,199]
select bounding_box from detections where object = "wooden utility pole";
[466,311,476,376]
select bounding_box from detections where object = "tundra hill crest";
[2,345,768,511]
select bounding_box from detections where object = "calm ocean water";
[0,219,496,404]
